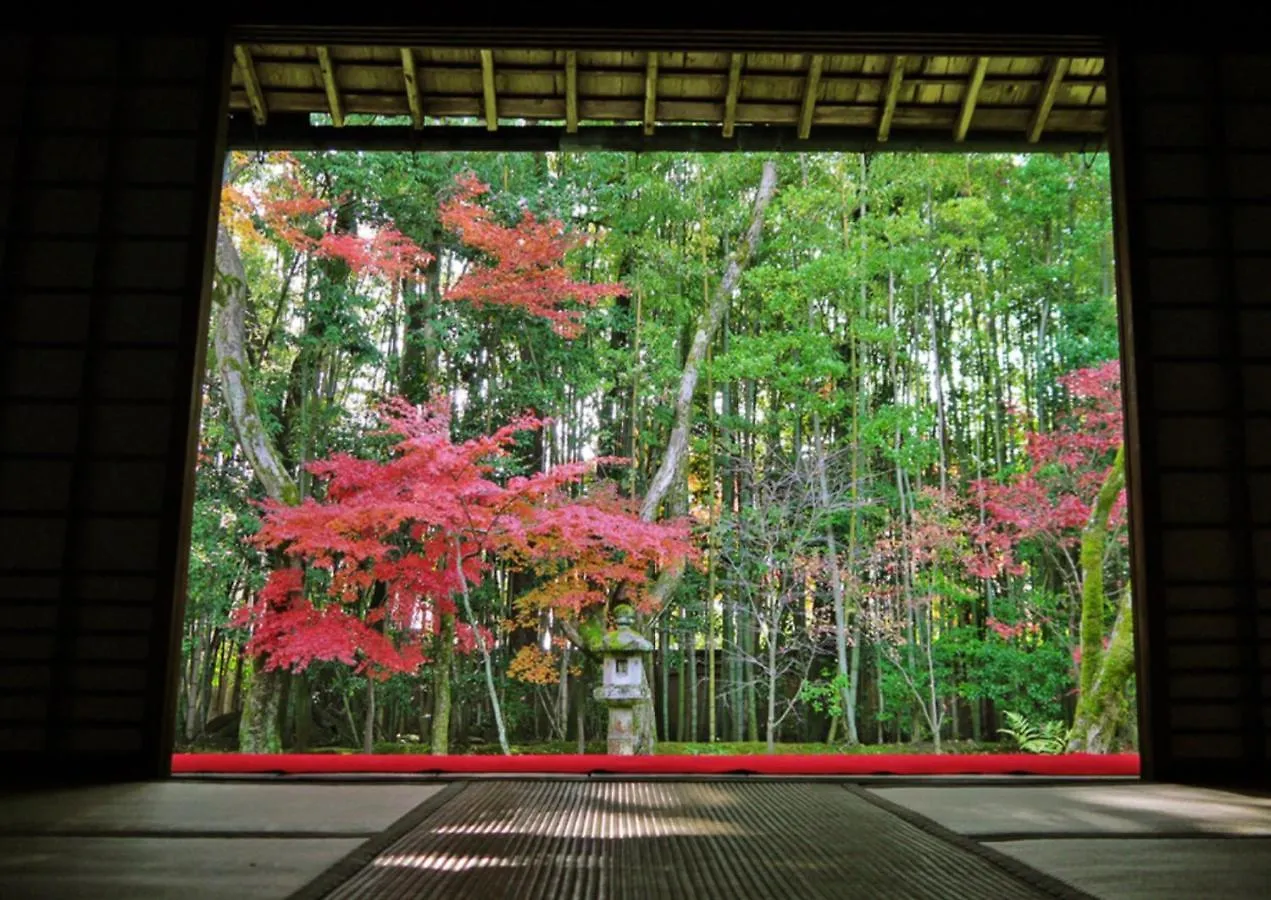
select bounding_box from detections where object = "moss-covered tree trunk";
[1067,444,1130,751]
[1067,582,1134,752]
[238,658,284,754]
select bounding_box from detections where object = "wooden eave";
[227,44,1106,152]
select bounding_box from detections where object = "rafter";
[1028,56,1071,143]
[480,49,498,131]
[565,51,578,133]
[877,55,906,142]
[644,51,659,136]
[234,45,268,126]
[722,52,743,138]
[316,47,344,127]
[955,56,989,142]
[401,48,423,129]
[798,54,824,140]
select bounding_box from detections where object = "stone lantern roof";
[601,604,653,654]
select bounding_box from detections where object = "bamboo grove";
[182,148,1131,756]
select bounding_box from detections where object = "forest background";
[182,148,1132,757]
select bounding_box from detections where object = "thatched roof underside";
[228,44,1107,151]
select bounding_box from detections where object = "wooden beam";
[234,45,267,126]
[797,54,824,140]
[877,55,906,142]
[954,56,989,142]
[644,51,659,136]
[565,51,578,133]
[315,47,344,128]
[722,52,743,138]
[1028,56,1071,143]
[480,49,498,131]
[228,122,1103,155]
[400,48,423,129]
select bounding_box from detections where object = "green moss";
[577,617,605,652]
[1077,445,1125,698]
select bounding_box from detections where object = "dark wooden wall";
[1113,45,1271,784]
[0,34,228,779]
[0,27,1267,785]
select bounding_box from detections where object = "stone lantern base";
[607,706,637,755]
[594,686,648,756]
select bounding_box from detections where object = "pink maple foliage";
[968,360,1126,582]
[439,172,628,337]
[237,397,694,678]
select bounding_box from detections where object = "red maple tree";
[439,172,627,337]
[229,166,681,679]
[966,360,1126,591]
[225,153,435,285]
[235,398,692,678]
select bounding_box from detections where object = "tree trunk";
[1067,582,1134,752]
[565,160,781,754]
[454,538,510,754]
[239,658,284,754]
[745,619,760,743]
[640,160,779,526]
[362,677,376,754]
[293,672,312,751]
[213,226,301,507]
[430,614,454,754]
[1078,445,1126,698]
[1067,446,1129,752]
[659,616,670,740]
[555,643,571,742]
[399,249,441,403]
[766,598,779,754]
[213,220,301,754]
[925,611,943,754]
[706,524,718,744]
[231,645,246,713]
[677,616,688,741]
[688,617,699,743]
[809,289,857,744]
[213,636,231,718]
[276,668,292,749]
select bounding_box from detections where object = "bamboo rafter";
[316,46,344,127]
[480,49,497,131]
[798,54,823,140]
[955,56,989,142]
[565,50,579,133]
[722,52,743,138]
[401,48,423,128]
[644,51,659,136]
[878,55,906,143]
[1028,56,1072,143]
[234,45,268,126]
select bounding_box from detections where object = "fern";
[998,710,1067,754]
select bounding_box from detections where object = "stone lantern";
[593,604,653,755]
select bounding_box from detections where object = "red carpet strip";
[172,752,1139,776]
